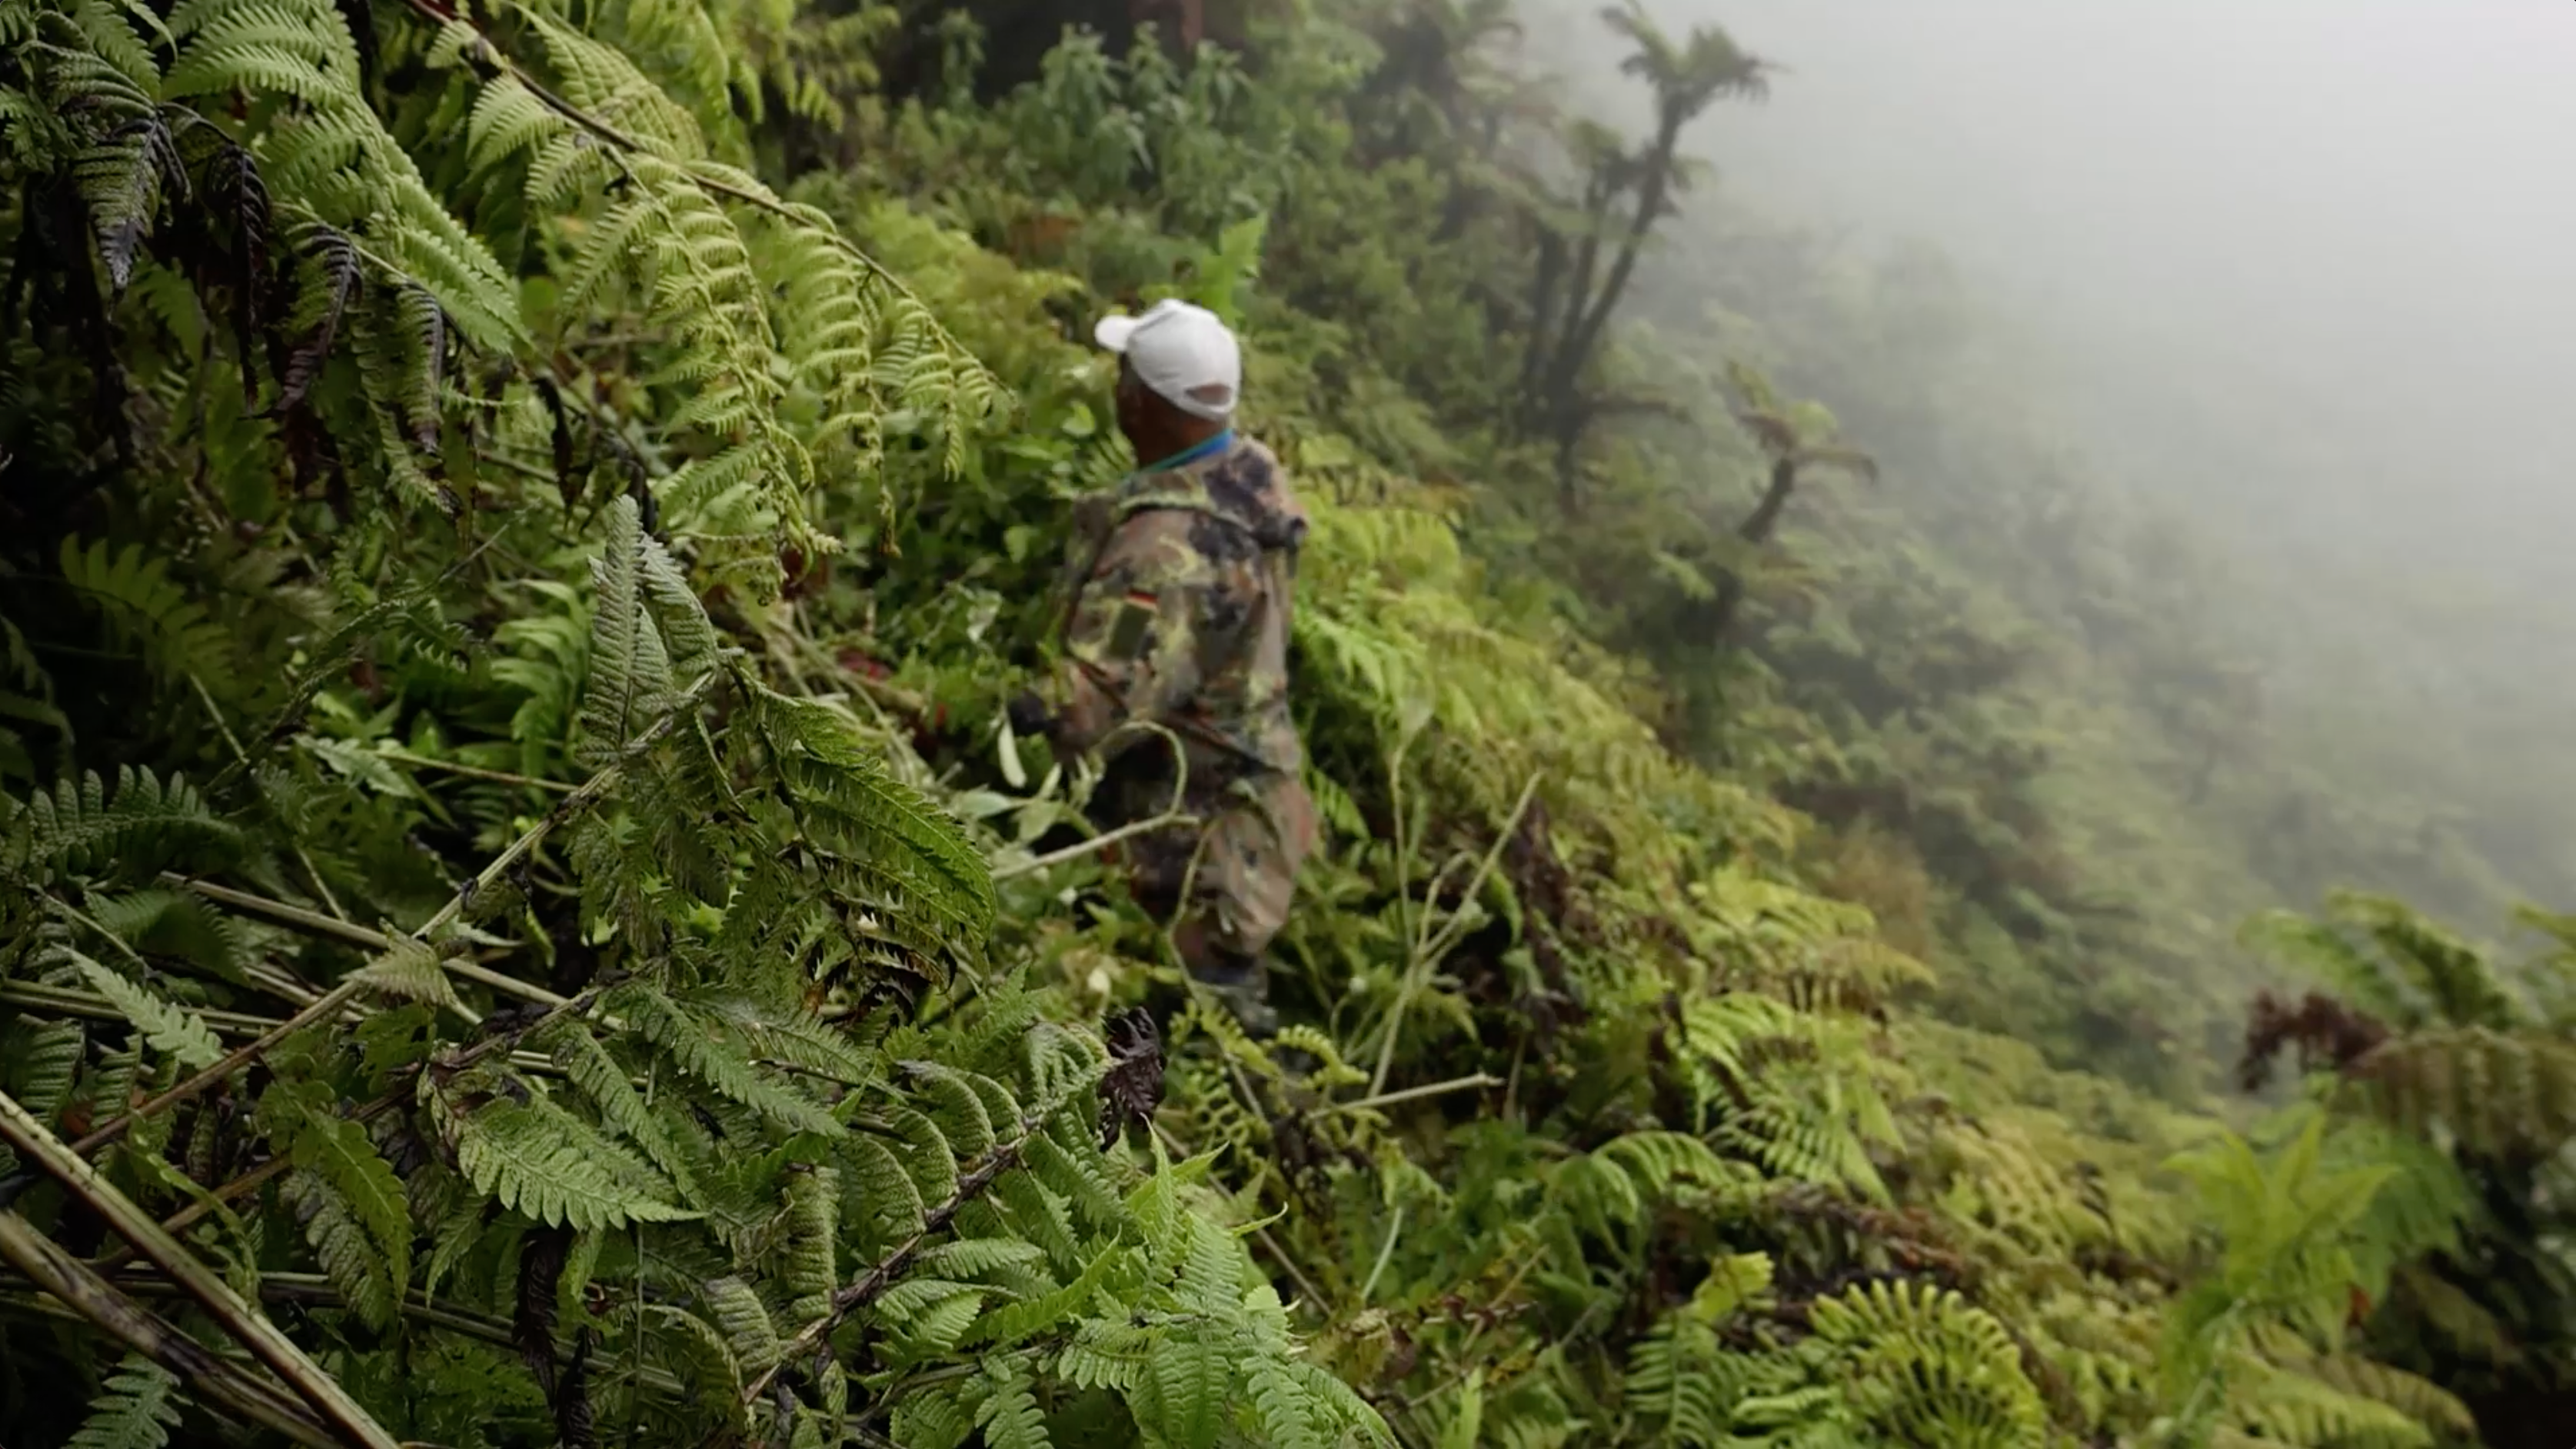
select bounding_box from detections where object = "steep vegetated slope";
[0,0,2568,1446]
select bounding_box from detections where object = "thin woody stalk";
[1368,772,1542,1096]
[167,874,569,1008]
[0,1211,345,1449]
[70,977,368,1157]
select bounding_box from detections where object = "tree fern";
[2244,891,2535,1037]
[2352,1024,2576,1160]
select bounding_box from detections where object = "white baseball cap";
[1093,299,1241,421]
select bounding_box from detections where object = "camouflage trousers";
[1097,760,1316,1035]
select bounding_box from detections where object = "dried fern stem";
[0,1088,402,1448]
[741,1109,1051,1407]
[0,1212,347,1448]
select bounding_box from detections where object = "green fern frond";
[2244,894,2530,1034]
[434,1070,700,1232]
[2298,1353,2477,1442]
[67,1355,182,1449]
[701,1274,784,1377]
[885,1103,962,1208]
[874,1275,985,1324]
[2337,892,2527,1033]
[65,0,163,91]
[906,1061,1018,1158]
[580,495,686,758]
[348,936,458,1011]
[290,1109,412,1291]
[646,1301,751,1404]
[846,1133,928,1243]
[0,1018,88,1154]
[1054,1317,1153,1393]
[973,1362,1050,1449]
[881,1288,987,1366]
[81,888,248,981]
[285,1167,401,1331]
[2353,1024,2576,1161]
[73,108,185,293]
[890,1383,979,1449]
[165,0,521,351]
[2227,1353,2435,1449]
[781,1164,838,1325]
[2390,1262,2518,1367]
[1137,1329,1228,1447]
[747,684,996,945]
[711,998,875,1086]
[540,1018,703,1201]
[611,980,844,1138]
[1807,1279,2048,1449]
[1625,1311,1751,1447]
[438,7,995,573]
[63,949,223,1070]
[973,1242,1142,1351]
[914,1237,1050,1281]
[56,537,235,692]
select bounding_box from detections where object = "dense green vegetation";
[0,0,2569,1445]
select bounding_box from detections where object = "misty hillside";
[1631,0,2576,914]
[0,0,2568,1447]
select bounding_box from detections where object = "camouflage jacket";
[1050,432,1309,788]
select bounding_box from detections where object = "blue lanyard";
[1141,430,1233,474]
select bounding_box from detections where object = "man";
[1009,298,1316,1037]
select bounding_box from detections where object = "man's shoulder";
[1199,434,1307,548]
[1223,432,1284,471]
[1205,433,1290,494]
[1110,435,1307,558]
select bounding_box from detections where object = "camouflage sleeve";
[1051,510,1214,758]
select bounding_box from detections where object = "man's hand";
[1006,690,1053,740]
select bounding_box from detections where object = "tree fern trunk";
[1736,455,1800,545]
[1549,112,1679,419]
[1706,458,1800,639]
[1517,223,1566,425]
